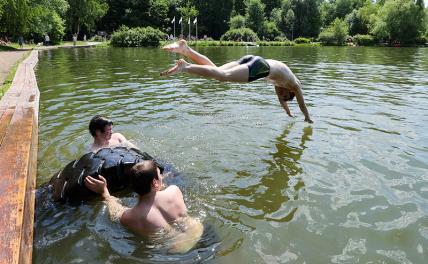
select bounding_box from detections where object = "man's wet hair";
[130,160,159,196]
[89,115,113,137]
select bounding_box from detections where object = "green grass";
[61,41,93,46]
[161,40,321,47]
[0,45,18,51]
[0,43,37,50]
[0,51,31,98]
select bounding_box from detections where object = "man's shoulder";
[111,133,128,143]
[119,208,134,226]
[112,132,126,139]
[164,185,181,193]
[158,185,183,201]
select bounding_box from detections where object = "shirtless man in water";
[89,115,138,152]
[161,40,313,123]
[84,160,203,253]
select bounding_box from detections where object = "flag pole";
[180,17,183,38]
[172,16,176,40]
[188,18,191,40]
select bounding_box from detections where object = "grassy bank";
[160,40,321,47]
[0,51,31,98]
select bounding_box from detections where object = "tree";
[262,0,282,16]
[0,0,30,37]
[260,20,280,40]
[319,17,349,45]
[246,0,266,36]
[229,15,246,29]
[232,0,246,16]
[284,9,295,40]
[66,0,108,35]
[284,0,321,38]
[27,0,68,43]
[371,0,426,44]
[191,0,233,39]
[178,4,198,37]
[270,7,282,27]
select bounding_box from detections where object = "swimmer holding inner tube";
[89,115,139,152]
[84,160,204,253]
[161,40,313,123]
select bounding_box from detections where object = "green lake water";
[34,46,428,263]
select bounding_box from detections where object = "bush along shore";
[108,25,427,48]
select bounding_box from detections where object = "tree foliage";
[66,0,108,34]
[245,0,266,36]
[0,0,30,36]
[1,0,427,44]
[371,0,426,43]
[229,15,246,29]
[319,18,349,45]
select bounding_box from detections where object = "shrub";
[90,35,105,42]
[258,41,294,46]
[220,28,259,42]
[274,36,289,42]
[110,26,167,47]
[353,34,375,46]
[415,35,428,45]
[294,37,311,44]
[318,31,336,45]
[260,21,280,41]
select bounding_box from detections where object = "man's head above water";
[130,160,163,196]
[89,115,113,138]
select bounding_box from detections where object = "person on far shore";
[44,34,50,46]
[161,39,313,123]
[88,115,138,152]
[73,33,77,46]
[18,36,24,49]
[84,160,204,253]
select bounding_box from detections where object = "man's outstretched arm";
[293,85,313,123]
[84,175,129,222]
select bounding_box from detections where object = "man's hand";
[84,175,110,200]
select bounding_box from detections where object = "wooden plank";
[0,50,39,264]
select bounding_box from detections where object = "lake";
[34,46,428,263]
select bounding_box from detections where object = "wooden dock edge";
[0,50,39,264]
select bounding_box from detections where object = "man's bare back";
[84,161,203,253]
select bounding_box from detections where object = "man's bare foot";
[162,39,189,55]
[160,59,189,76]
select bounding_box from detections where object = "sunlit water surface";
[34,46,428,263]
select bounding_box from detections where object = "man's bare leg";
[162,39,216,66]
[161,59,249,82]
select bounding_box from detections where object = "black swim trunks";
[237,55,270,82]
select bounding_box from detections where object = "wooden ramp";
[0,50,39,264]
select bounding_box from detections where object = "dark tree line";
[1,0,427,44]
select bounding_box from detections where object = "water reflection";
[215,124,312,225]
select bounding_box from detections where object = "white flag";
[188,17,191,24]
[193,17,197,24]
[179,17,182,24]
[171,16,175,23]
